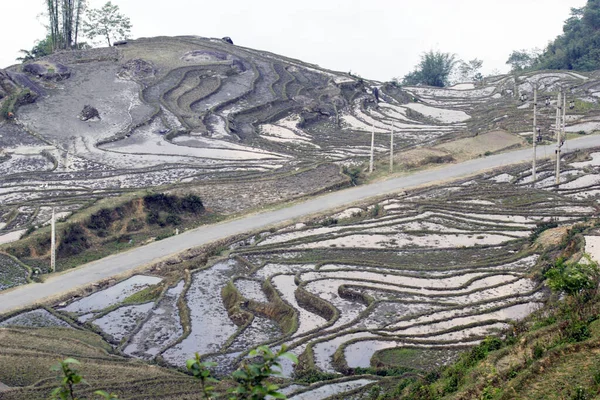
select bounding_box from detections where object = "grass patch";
[122,284,162,305]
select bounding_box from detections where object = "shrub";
[126,218,144,232]
[593,367,600,386]
[571,387,589,400]
[529,220,558,243]
[144,193,204,218]
[228,345,298,399]
[320,217,338,227]
[155,232,174,241]
[51,358,118,400]
[57,224,90,257]
[564,320,591,343]
[370,204,382,218]
[166,214,182,226]
[368,384,381,400]
[115,234,131,244]
[186,354,217,400]
[532,342,544,359]
[88,209,115,231]
[51,358,87,400]
[143,193,178,212]
[545,255,600,317]
[145,210,161,225]
[180,194,204,213]
[343,166,362,186]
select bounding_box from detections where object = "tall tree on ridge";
[45,0,86,51]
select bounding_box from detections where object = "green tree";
[50,358,86,400]
[51,358,119,400]
[186,354,218,399]
[17,35,54,62]
[456,58,483,82]
[506,49,540,72]
[83,1,132,47]
[402,51,457,87]
[228,345,298,399]
[507,0,600,71]
[45,0,86,51]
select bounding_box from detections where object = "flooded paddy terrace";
[4,148,600,397]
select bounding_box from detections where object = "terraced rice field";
[4,37,600,397]
[1,148,596,397]
[3,36,600,254]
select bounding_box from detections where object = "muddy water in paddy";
[287,379,376,400]
[93,303,153,342]
[162,260,243,366]
[0,309,71,328]
[124,280,185,359]
[272,274,328,337]
[234,279,268,302]
[59,275,162,315]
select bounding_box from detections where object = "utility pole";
[369,123,375,173]
[563,92,567,139]
[389,121,394,173]
[50,207,56,272]
[555,89,562,185]
[532,87,537,187]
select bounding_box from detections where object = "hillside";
[3,145,600,399]
[2,36,600,277]
[3,36,600,399]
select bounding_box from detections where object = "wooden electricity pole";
[51,207,56,272]
[555,89,562,185]
[563,91,567,141]
[532,87,537,187]
[369,123,375,173]
[389,121,394,173]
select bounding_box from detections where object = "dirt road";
[0,136,598,315]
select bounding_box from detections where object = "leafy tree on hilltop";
[46,0,86,51]
[506,49,541,72]
[507,0,600,71]
[456,58,484,82]
[83,1,132,47]
[17,35,54,62]
[402,51,457,87]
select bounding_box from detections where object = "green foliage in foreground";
[545,255,600,299]
[186,355,218,399]
[228,346,298,399]
[50,358,116,400]
[51,346,298,400]
[366,254,600,400]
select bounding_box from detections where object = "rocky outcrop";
[23,62,71,81]
[118,59,156,82]
[79,105,100,121]
[0,69,18,99]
